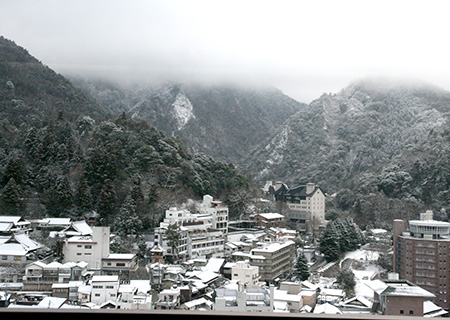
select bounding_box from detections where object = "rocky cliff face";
[72,79,304,164]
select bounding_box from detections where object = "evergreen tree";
[114,195,143,236]
[75,176,92,211]
[337,268,356,296]
[97,179,117,225]
[45,175,73,216]
[1,178,21,215]
[295,252,310,281]
[3,152,27,186]
[165,223,181,264]
[319,223,341,262]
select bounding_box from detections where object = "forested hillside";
[240,78,450,228]
[241,78,450,190]
[72,78,303,164]
[0,37,255,234]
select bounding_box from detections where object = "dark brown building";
[393,210,450,309]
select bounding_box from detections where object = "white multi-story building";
[231,260,262,289]
[281,183,326,229]
[214,283,274,313]
[154,197,228,261]
[90,275,119,305]
[198,195,229,236]
[62,226,110,269]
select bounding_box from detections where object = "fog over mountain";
[2,0,450,103]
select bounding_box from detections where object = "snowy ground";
[340,247,383,300]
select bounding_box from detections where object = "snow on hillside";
[172,92,195,130]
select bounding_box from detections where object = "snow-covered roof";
[182,297,210,309]
[0,222,13,232]
[36,296,67,309]
[42,218,71,226]
[187,270,219,284]
[424,300,448,317]
[104,253,135,260]
[0,216,22,225]
[274,289,302,303]
[313,302,343,314]
[258,213,284,220]
[201,257,224,273]
[61,221,92,236]
[0,234,41,256]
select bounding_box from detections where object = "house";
[35,296,67,309]
[63,226,110,269]
[214,282,274,313]
[367,277,436,316]
[149,245,164,263]
[68,280,84,303]
[0,233,42,265]
[23,260,88,291]
[0,216,31,234]
[255,213,284,229]
[231,260,262,289]
[116,280,152,310]
[58,220,92,238]
[313,302,343,314]
[90,275,120,306]
[318,288,345,304]
[423,300,448,317]
[155,287,181,310]
[274,282,304,313]
[40,218,72,230]
[339,295,373,314]
[101,253,138,280]
[181,297,213,311]
[52,282,70,299]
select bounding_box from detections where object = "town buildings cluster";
[0,183,447,317]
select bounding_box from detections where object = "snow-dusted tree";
[1,178,20,215]
[295,252,310,281]
[165,223,181,264]
[114,195,143,236]
[319,223,340,262]
[337,268,356,296]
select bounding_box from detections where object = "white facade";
[199,195,229,236]
[214,284,274,313]
[155,288,181,310]
[154,199,228,261]
[90,275,119,305]
[231,261,261,289]
[63,226,110,268]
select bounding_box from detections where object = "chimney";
[306,183,315,194]
[388,273,399,280]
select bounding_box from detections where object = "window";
[409,310,414,315]
[400,310,404,314]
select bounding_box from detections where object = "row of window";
[93,285,116,289]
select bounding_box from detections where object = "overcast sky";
[1,0,450,102]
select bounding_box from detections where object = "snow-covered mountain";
[72,79,304,164]
[239,78,450,193]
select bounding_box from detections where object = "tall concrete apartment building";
[393,210,450,309]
